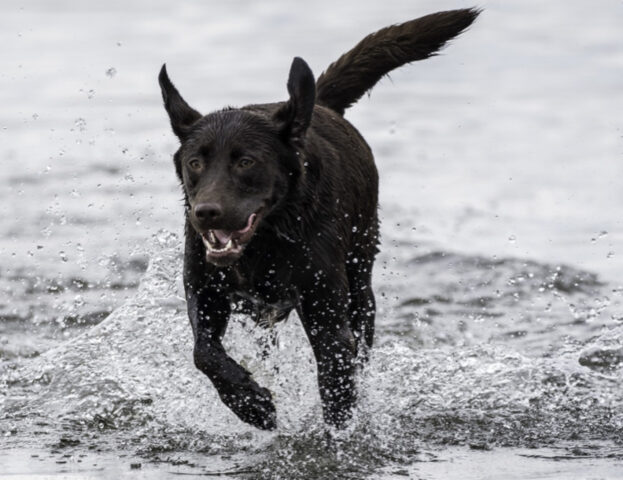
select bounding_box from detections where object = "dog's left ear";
[274,57,316,144]
[158,64,202,141]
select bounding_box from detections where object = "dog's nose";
[194,202,223,222]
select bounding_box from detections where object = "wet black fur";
[159,8,479,430]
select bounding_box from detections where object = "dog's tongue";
[213,213,256,244]
[213,230,233,245]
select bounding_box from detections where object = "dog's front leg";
[183,226,277,429]
[298,283,357,428]
[186,287,277,430]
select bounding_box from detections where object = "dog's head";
[159,58,315,266]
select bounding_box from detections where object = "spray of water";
[1,230,622,479]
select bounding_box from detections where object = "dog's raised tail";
[315,8,480,115]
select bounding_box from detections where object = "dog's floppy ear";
[274,57,316,144]
[158,64,202,141]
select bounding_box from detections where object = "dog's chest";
[229,264,299,327]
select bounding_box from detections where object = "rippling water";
[1,0,622,478]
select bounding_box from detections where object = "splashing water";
[1,230,622,478]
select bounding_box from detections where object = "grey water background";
[1,0,622,478]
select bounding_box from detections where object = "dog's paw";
[220,382,277,431]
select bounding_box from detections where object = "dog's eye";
[188,158,202,171]
[238,157,256,169]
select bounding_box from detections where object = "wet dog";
[159,8,479,430]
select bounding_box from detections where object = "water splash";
[1,231,622,479]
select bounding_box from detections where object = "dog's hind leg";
[347,218,379,362]
[347,256,376,363]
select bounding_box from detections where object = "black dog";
[159,8,479,430]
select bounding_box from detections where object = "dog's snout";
[194,202,223,222]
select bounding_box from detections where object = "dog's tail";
[315,8,480,115]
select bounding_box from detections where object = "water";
[1,1,622,478]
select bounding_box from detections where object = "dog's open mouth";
[201,212,260,259]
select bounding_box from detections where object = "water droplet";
[74,118,87,132]
[105,67,117,78]
[32,113,39,120]
[87,89,95,99]
[607,251,615,259]
[508,235,516,243]
[591,231,608,243]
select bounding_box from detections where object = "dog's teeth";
[203,235,237,255]
[209,231,217,244]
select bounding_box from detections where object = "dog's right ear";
[158,64,202,141]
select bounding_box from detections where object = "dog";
[159,8,479,430]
